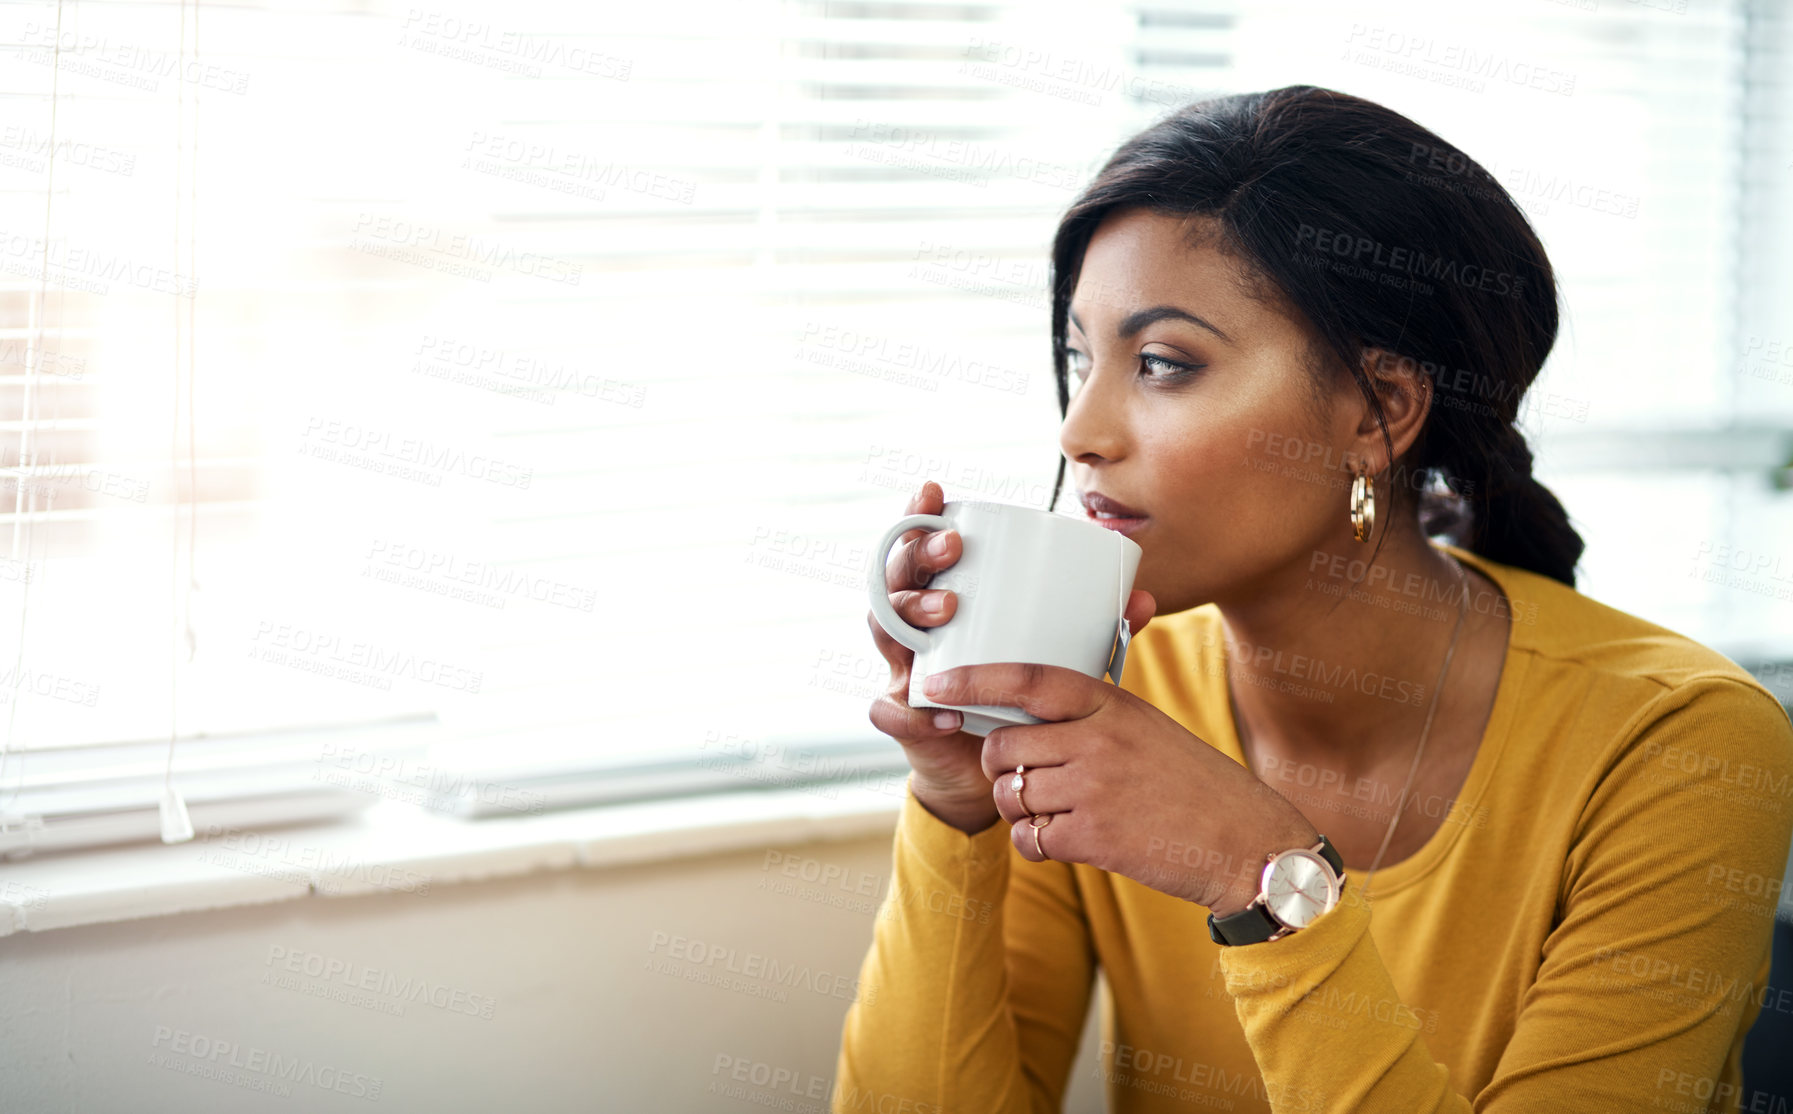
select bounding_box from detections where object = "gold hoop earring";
[1350,468,1376,544]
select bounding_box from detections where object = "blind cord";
[161,0,201,844]
[0,0,67,839]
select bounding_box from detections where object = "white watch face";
[1263,850,1339,930]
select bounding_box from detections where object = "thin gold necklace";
[1361,553,1470,898]
[1230,551,1471,901]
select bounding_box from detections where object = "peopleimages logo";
[1343,24,1576,97]
[1293,223,1524,299]
[960,36,1209,109]
[0,229,198,297]
[299,415,535,489]
[148,1026,382,1102]
[845,118,1086,191]
[19,22,253,94]
[263,945,498,1019]
[398,9,633,81]
[350,213,582,286]
[0,124,137,177]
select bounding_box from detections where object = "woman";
[834,86,1793,1113]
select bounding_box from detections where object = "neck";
[1213,525,1472,771]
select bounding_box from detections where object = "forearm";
[835,784,1039,1114]
[1216,884,1468,1113]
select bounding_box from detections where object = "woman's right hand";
[866,481,1002,833]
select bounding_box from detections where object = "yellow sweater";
[834,545,1793,1113]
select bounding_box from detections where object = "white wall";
[0,827,1108,1113]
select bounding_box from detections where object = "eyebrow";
[1069,304,1234,346]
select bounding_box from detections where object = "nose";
[1058,358,1129,467]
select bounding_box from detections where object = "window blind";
[1,0,1786,848]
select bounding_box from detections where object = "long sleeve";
[834,776,1097,1114]
[1215,674,1793,1112]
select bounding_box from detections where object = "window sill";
[0,778,908,937]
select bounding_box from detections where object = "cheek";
[1225,388,1350,516]
[1141,408,1343,561]
[1147,409,1336,510]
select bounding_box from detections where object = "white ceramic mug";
[866,499,1143,737]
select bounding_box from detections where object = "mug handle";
[866,513,952,654]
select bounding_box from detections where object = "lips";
[1081,491,1149,519]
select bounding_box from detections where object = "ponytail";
[1447,428,1582,587]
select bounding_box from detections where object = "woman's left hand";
[920,662,1320,914]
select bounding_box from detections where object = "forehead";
[1069,208,1288,339]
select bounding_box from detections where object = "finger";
[923,662,1106,726]
[891,588,956,628]
[1011,808,1082,865]
[868,690,963,741]
[911,480,942,514]
[884,525,961,594]
[978,723,1064,784]
[887,480,951,592]
[899,479,941,515]
[891,481,945,564]
[865,594,958,675]
[992,760,1073,825]
[1123,588,1156,638]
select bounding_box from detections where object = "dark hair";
[1045,85,1584,587]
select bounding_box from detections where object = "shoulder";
[1452,544,1775,696]
[1450,545,1793,793]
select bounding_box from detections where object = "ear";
[1346,348,1432,474]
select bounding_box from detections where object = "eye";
[1064,348,1091,399]
[1140,351,1202,382]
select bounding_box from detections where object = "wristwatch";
[1207,835,1346,946]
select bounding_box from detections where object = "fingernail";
[921,592,945,616]
[927,532,952,559]
[932,711,958,730]
[923,673,943,695]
